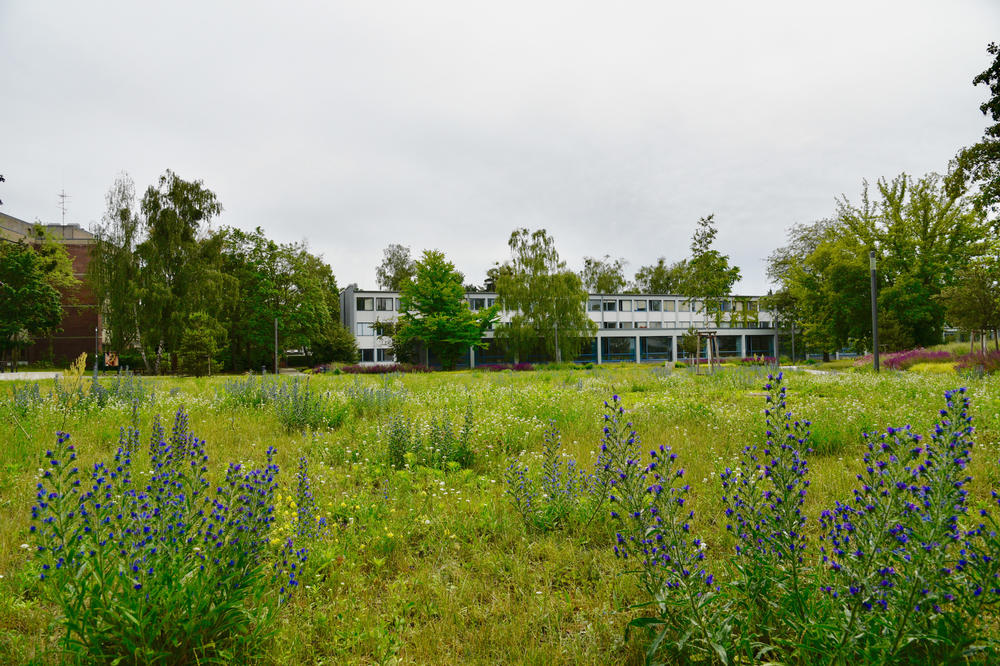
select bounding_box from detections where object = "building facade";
[340,284,778,366]
[1,212,100,364]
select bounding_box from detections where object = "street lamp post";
[870,250,879,373]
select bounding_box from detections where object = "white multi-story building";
[340,284,778,366]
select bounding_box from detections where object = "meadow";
[2,364,999,664]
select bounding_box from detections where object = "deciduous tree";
[495,229,597,363]
[391,249,496,370]
[581,255,627,294]
[376,243,417,291]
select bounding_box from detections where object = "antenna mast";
[57,189,70,224]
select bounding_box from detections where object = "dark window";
[357,297,374,311]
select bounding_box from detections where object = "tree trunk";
[154,340,163,375]
[134,305,150,373]
[823,351,830,363]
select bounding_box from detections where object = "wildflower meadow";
[2,365,1000,664]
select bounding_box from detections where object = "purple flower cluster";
[29,407,303,658]
[818,389,976,656]
[853,347,953,371]
[600,395,714,597]
[721,373,811,561]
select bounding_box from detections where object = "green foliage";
[678,214,742,326]
[0,241,62,359]
[30,413,302,663]
[178,312,227,376]
[632,256,688,294]
[391,249,497,370]
[950,42,1000,218]
[382,404,475,472]
[580,255,627,294]
[495,229,597,363]
[220,227,345,371]
[770,174,988,354]
[936,257,1000,340]
[375,243,417,291]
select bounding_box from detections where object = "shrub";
[956,350,1000,375]
[381,404,476,472]
[335,363,430,375]
[599,394,728,663]
[344,377,404,417]
[30,408,304,662]
[853,347,954,371]
[476,363,533,372]
[503,422,588,531]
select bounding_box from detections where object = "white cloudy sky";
[2,1,997,293]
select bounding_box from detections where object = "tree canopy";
[770,173,988,353]
[581,255,627,294]
[950,42,1000,220]
[391,249,497,370]
[495,229,596,363]
[376,244,417,291]
[677,215,742,325]
[633,257,687,294]
[0,241,62,362]
[87,171,355,373]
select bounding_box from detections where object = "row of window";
[359,319,772,336]
[359,349,394,363]
[588,299,760,313]
[356,297,398,312]
[600,321,773,330]
[358,296,760,314]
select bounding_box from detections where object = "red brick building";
[1,212,101,365]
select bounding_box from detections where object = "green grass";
[2,367,1000,663]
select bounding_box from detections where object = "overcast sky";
[2,1,997,294]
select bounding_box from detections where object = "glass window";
[748,301,758,312]
[665,300,676,312]
[376,349,394,362]
[619,299,632,312]
[360,348,374,362]
[395,298,402,311]
[603,322,616,329]
[679,300,690,312]
[620,321,633,329]
[636,321,647,329]
[357,297,374,311]
[356,323,375,336]
[588,299,601,312]
[469,297,486,311]
[634,300,647,312]
[602,300,617,312]
[648,299,661,312]
[487,298,496,308]
[648,321,662,329]
[376,297,393,311]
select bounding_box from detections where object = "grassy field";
[2,365,999,664]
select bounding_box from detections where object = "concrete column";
[671,334,678,363]
[469,346,475,368]
[635,335,640,363]
[596,333,603,365]
[741,334,747,359]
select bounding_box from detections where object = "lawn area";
[2,365,999,664]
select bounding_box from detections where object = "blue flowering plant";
[503,422,587,531]
[30,407,304,662]
[816,388,987,662]
[719,372,813,652]
[601,395,730,664]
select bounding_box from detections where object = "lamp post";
[870,250,879,373]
